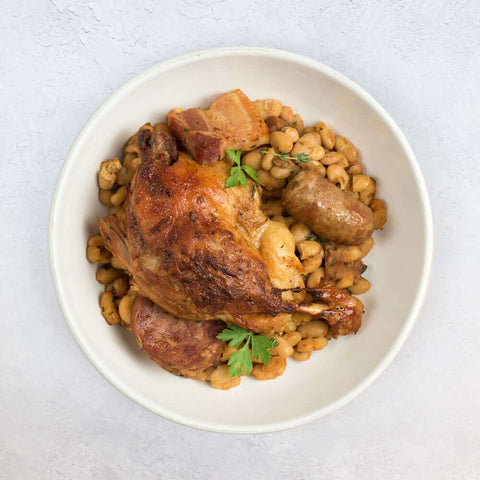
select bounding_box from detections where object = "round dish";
[49,47,433,433]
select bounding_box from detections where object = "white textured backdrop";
[1,1,479,478]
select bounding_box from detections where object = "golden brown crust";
[137,123,178,167]
[126,130,288,320]
[97,215,131,271]
[308,280,363,337]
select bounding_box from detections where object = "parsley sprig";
[259,147,311,164]
[217,325,278,378]
[225,149,264,188]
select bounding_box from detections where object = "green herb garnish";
[216,325,278,377]
[307,232,326,245]
[260,148,311,164]
[225,149,264,188]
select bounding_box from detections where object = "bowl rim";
[48,46,434,434]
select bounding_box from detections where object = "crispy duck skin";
[98,124,363,336]
[98,215,131,271]
[167,89,270,165]
[128,126,288,320]
[308,281,363,337]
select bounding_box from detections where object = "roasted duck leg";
[99,126,362,336]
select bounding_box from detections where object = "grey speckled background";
[1,1,479,478]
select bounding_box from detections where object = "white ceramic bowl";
[49,47,433,433]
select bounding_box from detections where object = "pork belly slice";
[167,89,270,165]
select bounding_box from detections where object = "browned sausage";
[131,296,225,374]
[283,168,374,245]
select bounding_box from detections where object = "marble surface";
[1,1,479,478]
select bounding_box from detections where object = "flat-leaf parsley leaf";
[217,325,278,377]
[224,149,264,188]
